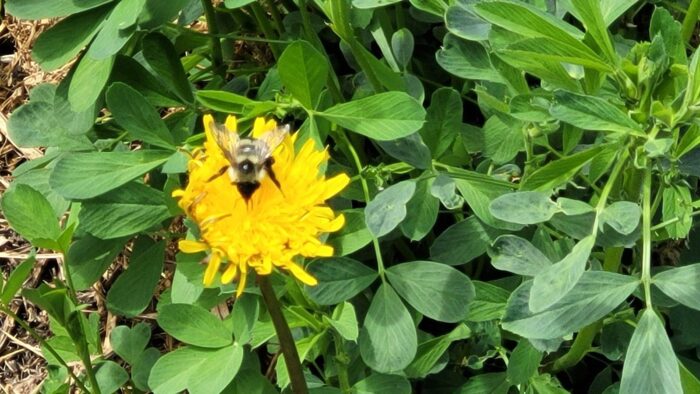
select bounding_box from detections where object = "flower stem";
[642,166,653,309]
[258,275,308,394]
[0,305,92,393]
[682,0,700,43]
[200,0,225,77]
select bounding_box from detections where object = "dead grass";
[1,15,72,394]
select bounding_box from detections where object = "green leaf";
[474,1,612,71]
[148,344,244,394]
[662,186,692,239]
[67,235,125,290]
[520,145,605,191]
[2,184,61,248]
[318,92,426,141]
[354,374,411,394]
[5,0,112,19]
[138,0,192,29]
[230,295,258,345]
[106,83,175,149]
[353,0,402,8]
[376,133,432,170]
[502,271,638,339]
[157,304,233,348]
[489,191,558,225]
[31,5,110,71]
[111,56,182,107]
[457,372,510,394]
[7,102,86,150]
[13,167,69,217]
[501,37,612,72]
[430,174,463,210]
[68,54,115,111]
[446,3,491,41]
[1,256,36,305]
[529,236,594,313]
[507,340,542,385]
[430,216,494,265]
[50,150,171,199]
[409,0,446,16]
[365,180,416,237]
[436,34,505,84]
[489,235,552,276]
[359,283,417,373]
[387,261,475,323]
[399,178,439,241]
[327,209,373,256]
[110,323,151,365]
[391,28,414,70]
[550,91,642,135]
[405,323,472,378]
[474,1,590,51]
[680,360,700,394]
[419,87,463,157]
[88,0,145,59]
[278,41,329,109]
[195,90,260,113]
[79,182,171,239]
[329,302,359,342]
[569,0,616,64]
[619,309,682,394]
[649,7,686,66]
[94,360,129,394]
[558,197,594,216]
[454,177,521,230]
[107,240,165,317]
[306,257,378,305]
[132,347,160,391]
[600,201,641,235]
[468,281,510,322]
[653,264,700,311]
[142,33,195,103]
[224,0,256,8]
[483,115,522,164]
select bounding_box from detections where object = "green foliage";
[5,0,700,392]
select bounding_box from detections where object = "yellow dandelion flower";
[174,114,350,296]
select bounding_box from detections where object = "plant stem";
[682,0,700,44]
[250,2,281,59]
[331,331,351,393]
[265,0,285,36]
[298,0,344,103]
[258,275,308,394]
[200,0,225,77]
[337,129,386,278]
[0,305,92,393]
[58,252,101,393]
[551,321,603,372]
[329,1,383,92]
[642,167,653,309]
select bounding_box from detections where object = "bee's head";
[237,159,256,175]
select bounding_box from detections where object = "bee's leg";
[206,165,229,183]
[264,158,284,194]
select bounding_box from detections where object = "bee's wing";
[209,119,240,164]
[257,124,290,157]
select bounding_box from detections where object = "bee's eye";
[238,160,254,174]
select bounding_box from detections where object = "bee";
[207,119,290,201]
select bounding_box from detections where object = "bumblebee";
[207,119,289,200]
